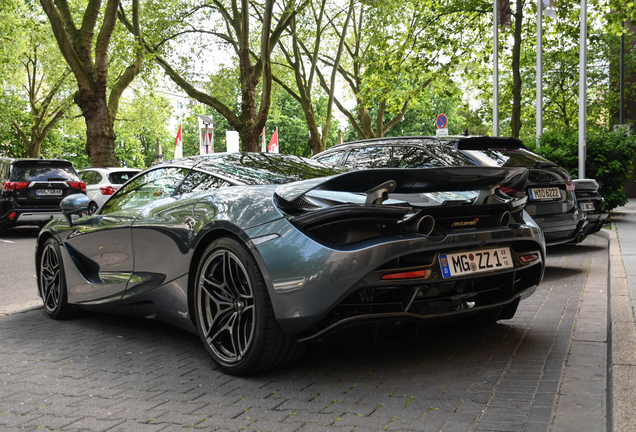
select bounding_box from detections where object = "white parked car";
[78,168,141,214]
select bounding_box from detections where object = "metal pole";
[537,0,543,148]
[493,0,499,137]
[620,21,625,125]
[578,0,587,179]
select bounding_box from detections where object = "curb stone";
[605,226,636,432]
[0,300,43,317]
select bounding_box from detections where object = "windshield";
[462,149,552,168]
[10,162,79,181]
[108,171,139,185]
[195,153,347,185]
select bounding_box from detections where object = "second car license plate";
[580,202,595,211]
[528,187,560,201]
[439,247,513,278]
[36,189,62,196]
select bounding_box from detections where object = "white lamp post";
[537,0,556,148]
[579,0,587,179]
[494,0,499,137]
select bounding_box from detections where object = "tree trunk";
[27,137,44,159]
[510,0,523,138]
[306,117,321,155]
[78,92,118,167]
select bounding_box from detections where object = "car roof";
[10,158,74,166]
[153,152,347,185]
[79,167,142,172]
[318,135,525,152]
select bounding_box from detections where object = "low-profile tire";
[87,202,99,215]
[194,237,304,375]
[39,238,77,319]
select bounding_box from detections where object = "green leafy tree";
[464,0,628,140]
[267,84,339,156]
[10,14,77,159]
[313,0,491,143]
[124,0,308,152]
[273,0,353,155]
[39,0,145,166]
[532,130,636,210]
[0,91,30,158]
[114,85,173,167]
[343,80,487,141]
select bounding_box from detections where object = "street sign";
[436,114,448,129]
[436,128,449,137]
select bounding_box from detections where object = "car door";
[125,170,232,298]
[59,167,188,304]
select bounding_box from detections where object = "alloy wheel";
[88,202,99,215]
[40,243,61,313]
[197,249,255,364]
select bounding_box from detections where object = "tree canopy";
[0,0,633,166]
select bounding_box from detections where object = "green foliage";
[462,0,630,141]
[267,88,339,157]
[343,81,489,142]
[115,86,173,167]
[0,90,29,157]
[529,130,636,210]
[37,84,173,169]
[357,0,488,116]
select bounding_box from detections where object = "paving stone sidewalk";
[0,235,608,432]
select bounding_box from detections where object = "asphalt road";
[0,226,41,314]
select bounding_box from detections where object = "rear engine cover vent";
[308,219,404,245]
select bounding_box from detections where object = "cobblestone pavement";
[0,235,608,432]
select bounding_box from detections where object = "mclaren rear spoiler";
[276,166,529,202]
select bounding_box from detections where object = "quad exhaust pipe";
[405,210,509,236]
[402,213,435,236]
[416,215,435,236]
[498,211,511,227]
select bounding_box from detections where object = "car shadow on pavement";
[5,307,523,379]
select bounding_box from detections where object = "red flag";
[174,124,183,158]
[268,128,279,153]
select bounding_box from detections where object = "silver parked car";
[38,153,544,375]
[78,167,141,214]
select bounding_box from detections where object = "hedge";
[526,130,636,211]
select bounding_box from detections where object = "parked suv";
[0,158,85,235]
[79,168,141,214]
[312,136,589,245]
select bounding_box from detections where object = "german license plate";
[580,202,595,211]
[36,189,62,196]
[528,187,560,200]
[439,247,513,278]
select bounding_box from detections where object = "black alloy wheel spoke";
[198,247,256,364]
[224,253,241,299]
[209,310,237,344]
[41,245,60,310]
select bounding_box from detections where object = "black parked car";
[312,136,590,245]
[572,178,607,236]
[36,153,544,375]
[0,158,85,236]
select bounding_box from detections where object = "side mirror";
[60,194,89,227]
